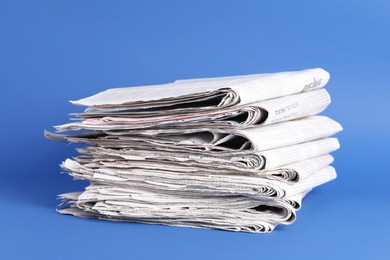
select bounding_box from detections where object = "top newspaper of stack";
[57,68,331,131]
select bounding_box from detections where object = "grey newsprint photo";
[46,68,342,233]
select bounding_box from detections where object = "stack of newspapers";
[46,68,342,233]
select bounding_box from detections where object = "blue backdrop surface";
[1,0,389,259]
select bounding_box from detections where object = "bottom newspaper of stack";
[49,116,342,233]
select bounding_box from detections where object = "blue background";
[1,0,389,259]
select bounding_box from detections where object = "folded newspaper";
[46,68,342,233]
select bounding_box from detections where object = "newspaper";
[57,166,325,233]
[57,88,331,130]
[46,68,341,233]
[61,155,336,200]
[70,139,338,181]
[71,68,329,110]
[58,193,278,233]
[47,116,341,154]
